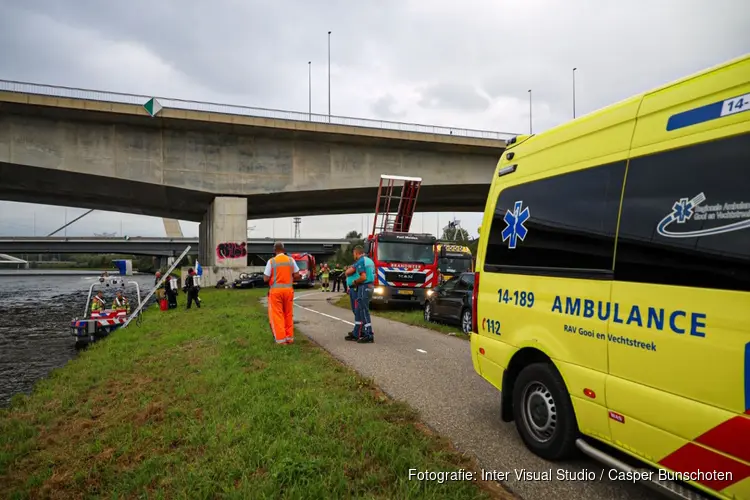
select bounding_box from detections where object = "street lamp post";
[308,61,312,120]
[573,67,577,118]
[528,89,533,134]
[327,31,331,122]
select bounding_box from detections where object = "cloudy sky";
[0,0,748,240]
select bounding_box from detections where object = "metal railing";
[0,79,519,141]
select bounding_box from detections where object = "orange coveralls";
[267,254,295,344]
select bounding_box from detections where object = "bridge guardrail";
[0,79,519,141]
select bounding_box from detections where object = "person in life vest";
[112,290,131,314]
[164,275,178,309]
[154,271,167,302]
[184,268,201,309]
[264,241,301,344]
[91,290,106,313]
[320,263,332,292]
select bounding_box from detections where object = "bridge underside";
[0,161,489,220]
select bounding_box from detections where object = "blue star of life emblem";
[502,201,530,249]
[672,197,694,223]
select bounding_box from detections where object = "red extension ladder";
[371,174,422,236]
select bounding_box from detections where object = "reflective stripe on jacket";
[269,254,294,289]
[112,297,130,311]
[91,296,105,311]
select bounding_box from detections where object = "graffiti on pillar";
[216,242,247,261]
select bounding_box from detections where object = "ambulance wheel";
[512,362,579,461]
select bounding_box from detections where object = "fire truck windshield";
[439,257,472,274]
[295,260,308,270]
[377,241,434,264]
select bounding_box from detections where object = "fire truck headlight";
[374,286,384,295]
[426,289,434,297]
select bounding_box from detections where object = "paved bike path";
[290,291,656,500]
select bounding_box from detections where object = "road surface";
[290,290,659,500]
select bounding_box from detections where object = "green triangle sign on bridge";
[143,98,163,117]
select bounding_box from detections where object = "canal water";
[0,271,156,407]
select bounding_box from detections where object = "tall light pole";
[573,67,577,119]
[308,61,312,120]
[327,31,331,121]
[528,89,533,134]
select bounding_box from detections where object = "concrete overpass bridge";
[0,237,349,258]
[0,79,513,283]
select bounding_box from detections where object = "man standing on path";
[344,245,375,343]
[344,263,359,337]
[264,241,301,344]
[331,263,344,292]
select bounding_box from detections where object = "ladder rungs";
[381,174,422,182]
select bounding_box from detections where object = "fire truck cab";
[290,252,316,287]
[366,174,439,307]
[366,232,438,306]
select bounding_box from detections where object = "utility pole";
[573,67,577,118]
[327,31,332,122]
[528,89,533,134]
[293,217,301,239]
[308,61,312,120]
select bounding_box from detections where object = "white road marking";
[294,302,355,326]
[293,291,321,300]
[416,349,427,353]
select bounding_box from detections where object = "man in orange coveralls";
[263,241,301,344]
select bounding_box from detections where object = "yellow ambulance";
[471,54,750,499]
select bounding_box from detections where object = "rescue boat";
[71,278,143,344]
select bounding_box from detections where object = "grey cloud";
[0,0,748,238]
[4,0,407,108]
[371,94,407,119]
[417,82,490,112]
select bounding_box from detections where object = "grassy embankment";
[331,294,467,339]
[0,289,503,499]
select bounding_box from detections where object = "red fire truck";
[290,252,316,287]
[365,175,439,307]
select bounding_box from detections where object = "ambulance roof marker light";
[498,164,518,177]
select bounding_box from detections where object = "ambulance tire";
[512,362,578,461]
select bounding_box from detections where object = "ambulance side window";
[615,133,750,292]
[484,161,626,278]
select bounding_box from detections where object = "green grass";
[331,294,467,340]
[0,289,503,499]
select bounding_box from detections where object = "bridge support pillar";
[195,196,249,287]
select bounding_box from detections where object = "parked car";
[233,272,267,289]
[423,272,474,334]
